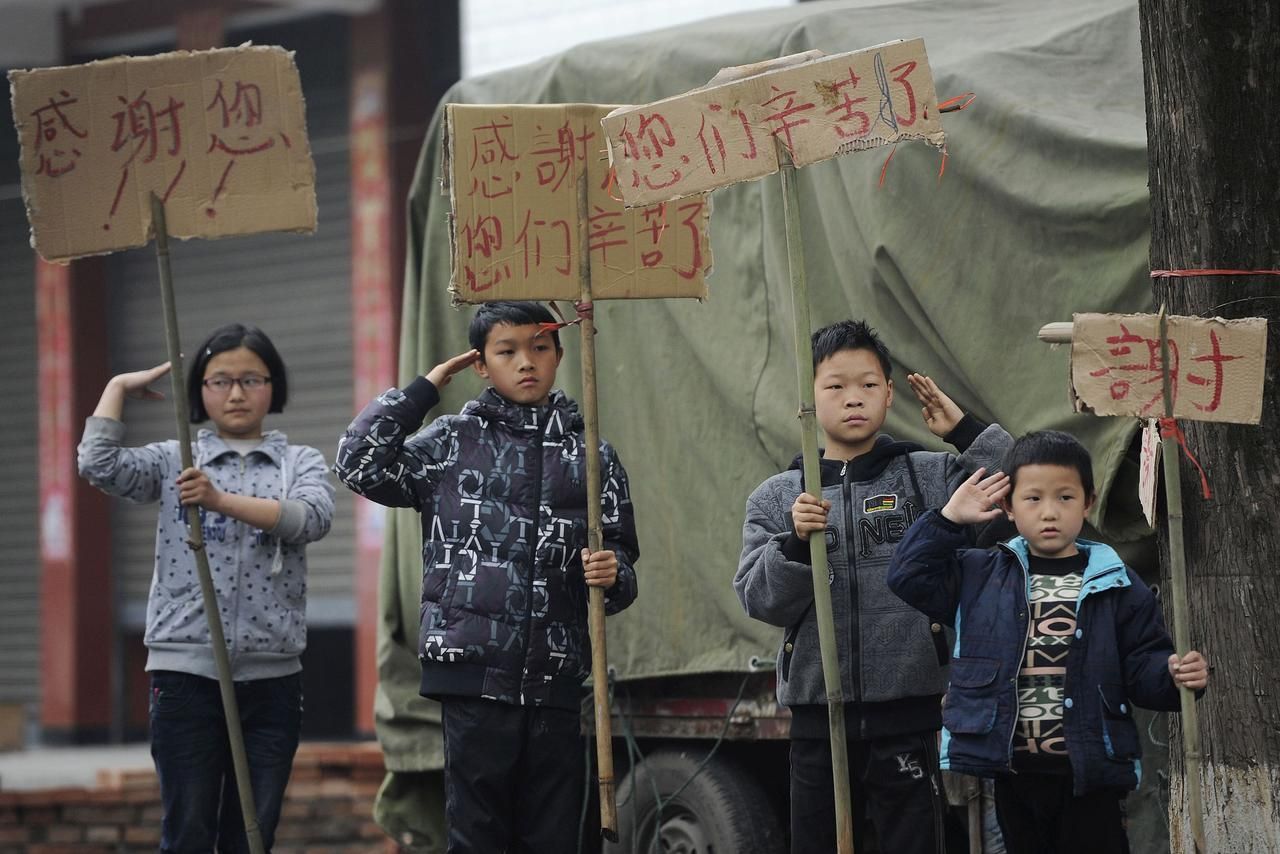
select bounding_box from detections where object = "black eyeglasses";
[202,375,271,393]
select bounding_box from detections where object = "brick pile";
[0,742,395,853]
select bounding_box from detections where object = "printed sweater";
[77,417,335,680]
[735,417,1013,738]
[333,379,639,710]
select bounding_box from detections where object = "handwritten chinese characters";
[9,46,315,262]
[602,38,945,208]
[1070,313,1268,425]
[446,104,711,303]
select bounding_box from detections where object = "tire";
[610,748,784,854]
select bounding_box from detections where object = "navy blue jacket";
[887,510,1184,795]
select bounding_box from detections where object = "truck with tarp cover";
[371,2,1173,851]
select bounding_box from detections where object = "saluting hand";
[112,362,172,401]
[426,350,481,390]
[941,468,1010,526]
[908,373,965,438]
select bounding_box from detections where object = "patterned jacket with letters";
[334,378,638,710]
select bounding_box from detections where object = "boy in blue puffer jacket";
[888,430,1208,854]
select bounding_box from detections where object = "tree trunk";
[1137,2,1280,850]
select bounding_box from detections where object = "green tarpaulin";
[373,1,1159,848]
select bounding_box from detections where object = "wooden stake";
[151,194,266,854]
[1158,306,1207,854]
[779,164,855,854]
[575,174,619,842]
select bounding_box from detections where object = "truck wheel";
[610,748,784,854]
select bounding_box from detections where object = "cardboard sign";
[9,45,316,262]
[1138,418,1161,527]
[601,38,945,208]
[444,103,711,303]
[1071,313,1269,424]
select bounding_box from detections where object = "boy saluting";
[735,319,1013,854]
[889,430,1208,854]
[335,301,638,854]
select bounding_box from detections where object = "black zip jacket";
[335,378,638,709]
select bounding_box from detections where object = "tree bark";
[1137,2,1280,850]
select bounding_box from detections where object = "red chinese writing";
[618,112,687,192]
[1087,325,1241,415]
[825,67,870,140]
[888,59,919,127]
[674,200,705,280]
[636,204,667,268]
[459,214,509,292]
[531,121,594,192]
[111,90,185,167]
[759,85,815,157]
[696,103,757,176]
[205,79,291,213]
[468,116,519,199]
[610,47,932,201]
[515,211,571,277]
[207,80,289,155]
[588,205,627,266]
[453,110,709,294]
[30,91,87,177]
[107,90,187,227]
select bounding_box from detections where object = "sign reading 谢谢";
[9,45,316,262]
[1070,312,1269,425]
[444,103,712,303]
[600,38,945,208]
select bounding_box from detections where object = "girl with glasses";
[78,322,334,853]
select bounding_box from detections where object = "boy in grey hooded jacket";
[735,320,1012,854]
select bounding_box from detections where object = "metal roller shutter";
[105,80,355,631]
[0,162,40,713]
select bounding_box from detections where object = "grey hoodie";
[78,416,334,681]
[735,421,1012,736]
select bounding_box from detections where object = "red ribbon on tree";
[1151,268,1280,278]
[1158,417,1212,499]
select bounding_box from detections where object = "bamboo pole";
[150,194,266,854]
[779,164,855,854]
[1158,306,1207,854]
[575,173,619,842]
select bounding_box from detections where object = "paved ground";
[0,743,153,790]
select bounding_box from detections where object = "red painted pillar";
[37,258,113,743]
[350,60,396,737]
[349,0,458,737]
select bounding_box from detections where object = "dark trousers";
[149,670,303,854]
[993,774,1129,854]
[441,696,585,854]
[790,730,945,854]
